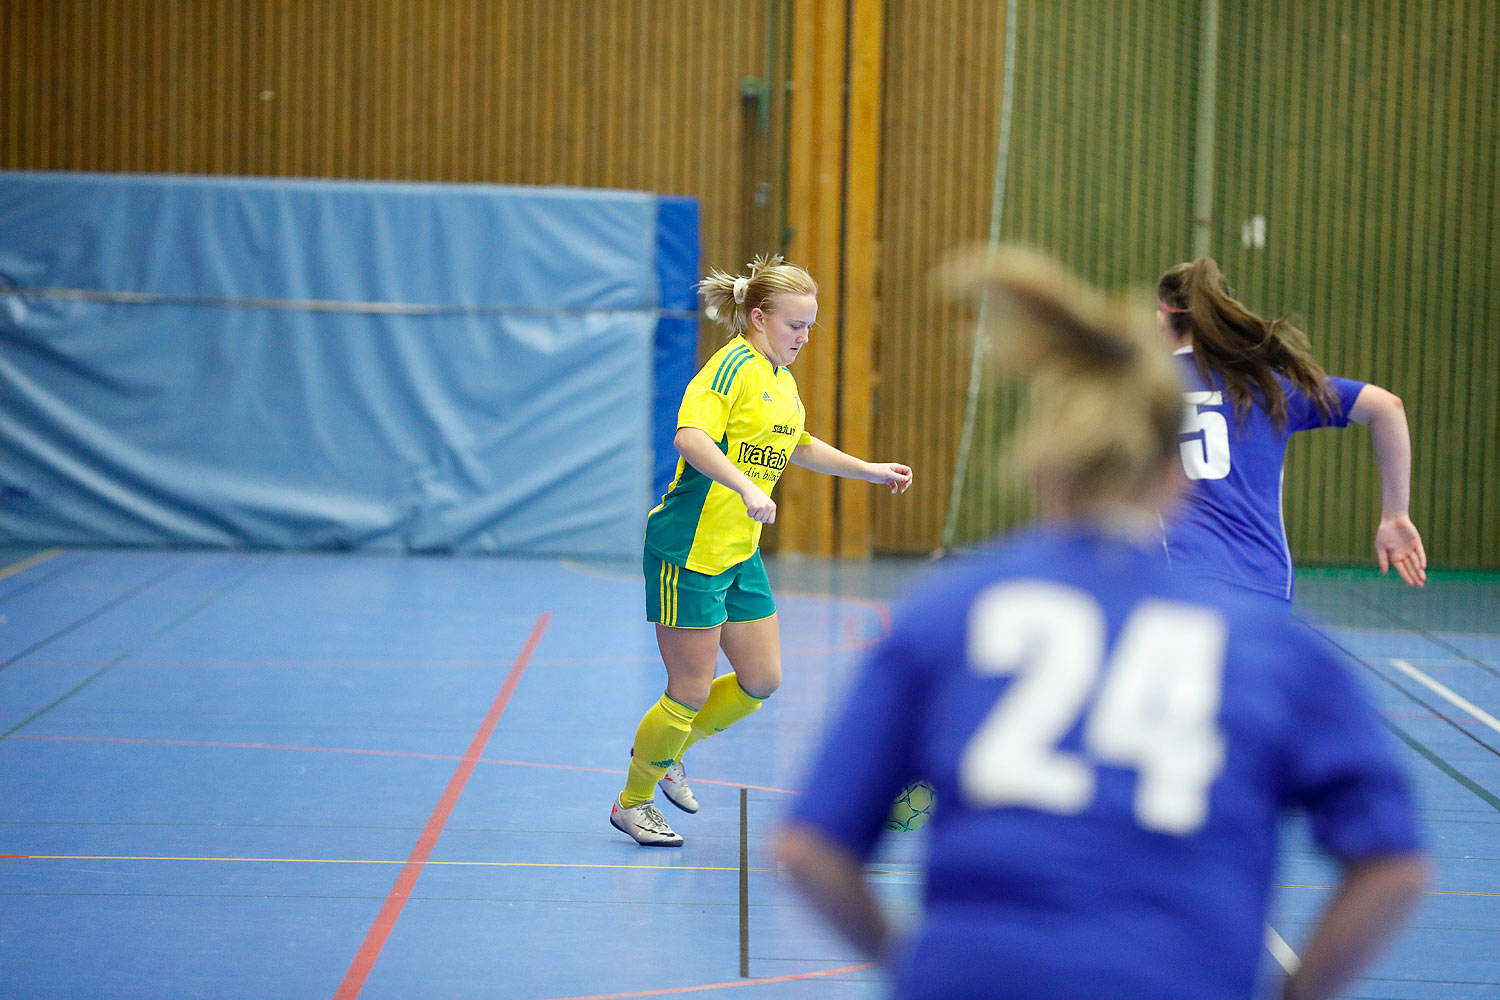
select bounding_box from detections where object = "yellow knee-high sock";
[679,673,768,756]
[620,693,698,807]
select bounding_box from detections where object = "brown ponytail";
[1157,258,1337,431]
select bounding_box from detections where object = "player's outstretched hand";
[1376,514,1426,587]
[740,482,777,523]
[867,463,913,494]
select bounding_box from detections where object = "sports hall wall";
[875,0,1499,571]
[3,1,1496,569]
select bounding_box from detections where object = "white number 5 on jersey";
[1180,391,1231,480]
[959,581,1228,835]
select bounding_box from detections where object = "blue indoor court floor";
[1,547,1498,999]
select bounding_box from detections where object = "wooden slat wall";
[1212,0,1500,571]
[875,0,1498,569]
[874,1,1003,554]
[770,0,846,558]
[0,0,784,313]
[836,0,883,558]
[770,0,882,559]
[875,0,1199,553]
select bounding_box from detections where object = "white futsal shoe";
[658,759,700,814]
[610,797,683,847]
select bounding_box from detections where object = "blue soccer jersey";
[787,525,1419,1000]
[1163,349,1365,600]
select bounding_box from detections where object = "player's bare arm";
[791,436,913,493]
[1348,384,1426,586]
[675,425,777,523]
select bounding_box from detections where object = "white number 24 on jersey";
[959,582,1228,835]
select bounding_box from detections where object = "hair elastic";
[733,276,751,304]
[1158,300,1189,314]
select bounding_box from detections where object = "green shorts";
[644,549,777,629]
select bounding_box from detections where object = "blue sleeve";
[1288,376,1365,431]
[785,615,928,860]
[1281,628,1422,859]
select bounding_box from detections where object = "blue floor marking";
[1,552,1496,997]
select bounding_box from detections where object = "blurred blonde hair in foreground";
[941,246,1183,513]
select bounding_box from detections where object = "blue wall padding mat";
[650,196,700,503]
[0,172,699,556]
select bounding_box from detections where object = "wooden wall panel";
[836,0,884,557]
[765,0,882,560]
[771,0,844,558]
[0,0,784,308]
[874,0,1198,553]
[874,0,1003,554]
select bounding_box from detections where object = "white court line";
[1259,656,1498,983]
[1389,658,1500,738]
[1265,925,1301,974]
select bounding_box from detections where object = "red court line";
[15,633,871,668]
[543,963,876,1000]
[332,612,550,1000]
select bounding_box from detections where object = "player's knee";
[667,680,711,711]
[739,670,780,700]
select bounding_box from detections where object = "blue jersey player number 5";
[962,581,1226,835]
[1179,391,1230,480]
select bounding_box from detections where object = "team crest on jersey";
[762,390,773,402]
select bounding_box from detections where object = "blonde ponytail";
[697,254,818,335]
[944,246,1183,508]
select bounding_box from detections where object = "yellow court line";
[10,858,1492,898]
[10,855,1493,897]
[1,854,778,873]
[3,853,923,877]
[1278,882,1500,899]
[0,546,61,582]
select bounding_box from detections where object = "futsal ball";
[883,780,936,833]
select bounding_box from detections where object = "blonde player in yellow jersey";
[610,254,913,846]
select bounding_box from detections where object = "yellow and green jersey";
[645,336,813,575]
